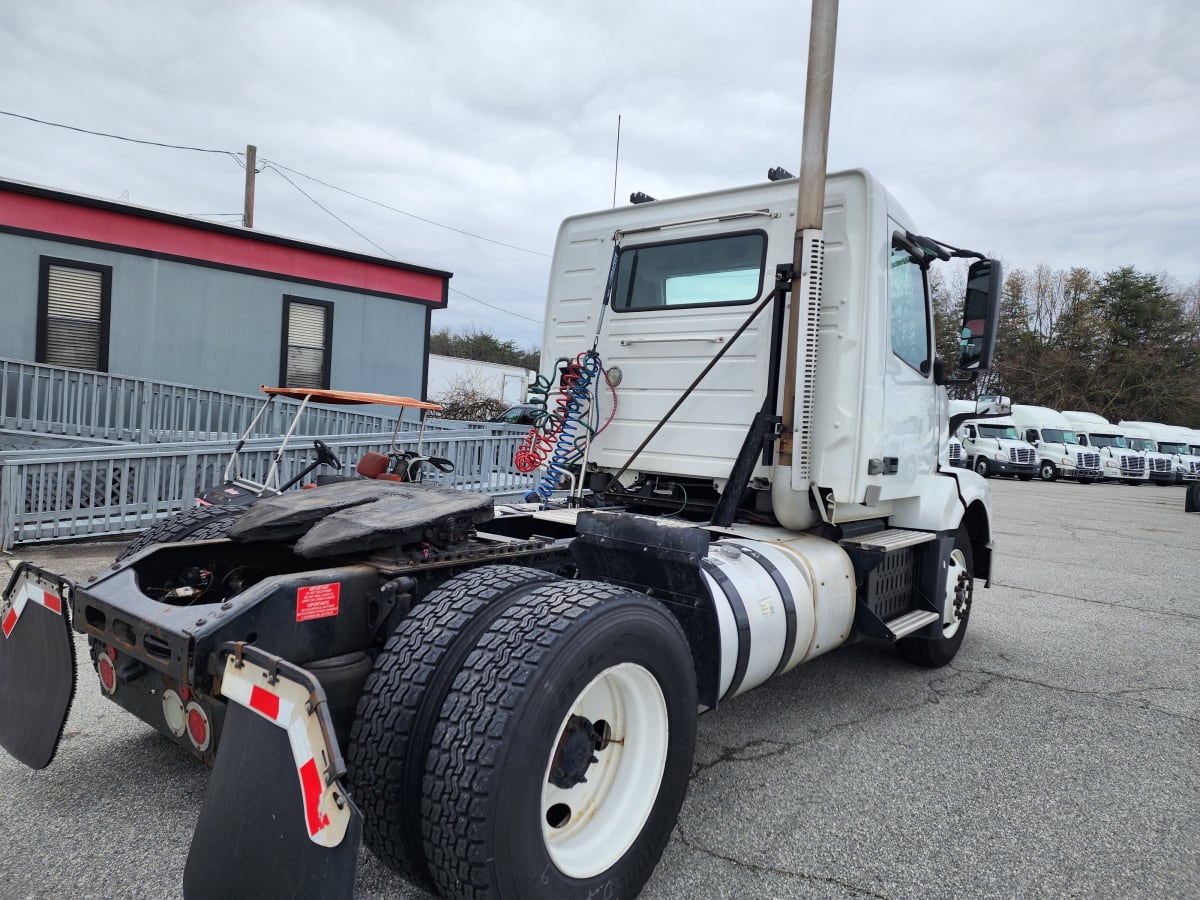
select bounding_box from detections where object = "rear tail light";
[97,654,117,694]
[185,701,212,752]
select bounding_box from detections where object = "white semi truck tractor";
[1117,424,1179,485]
[1061,411,1148,484]
[1119,421,1200,484]
[949,401,1038,479]
[0,3,1005,897]
[1010,404,1101,483]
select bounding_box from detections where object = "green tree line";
[935,265,1200,427]
[429,326,539,371]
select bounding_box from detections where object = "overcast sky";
[2,0,1197,346]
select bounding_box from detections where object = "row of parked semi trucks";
[947,402,1200,485]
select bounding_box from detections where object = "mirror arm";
[934,358,977,387]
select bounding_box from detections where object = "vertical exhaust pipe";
[776,0,838,494]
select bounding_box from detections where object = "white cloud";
[2,0,1198,347]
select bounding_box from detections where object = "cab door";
[877,229,938,496]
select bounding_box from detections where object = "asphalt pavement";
[1,477,1197,899]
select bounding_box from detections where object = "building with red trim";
[0,177,450,398]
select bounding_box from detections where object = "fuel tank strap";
[724,543,798,680]
[699,558,750,699]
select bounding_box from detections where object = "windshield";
[1157,441,1188,454]
[1127,437,1156,452]
[978,424,1020,440]
[1043,428,1079,445]
[1088,434,1128,449]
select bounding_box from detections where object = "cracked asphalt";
[2,478,1197,898]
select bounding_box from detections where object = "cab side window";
[889,241,931,374]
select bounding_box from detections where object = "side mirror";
[959,259,1002,371]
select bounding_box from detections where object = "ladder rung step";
[839,528,936,552]
[883,609,941,640]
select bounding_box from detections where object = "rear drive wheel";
[116,505,246,561]
[973,458,990,477]
[898,527,973,668]
[347,565,559,890]
[423,582,697,900]
[1186,481,1200,512]
[1038,461,1057,481]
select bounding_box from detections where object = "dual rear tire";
[348,568,697,899]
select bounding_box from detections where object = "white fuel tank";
[700,533,856,701]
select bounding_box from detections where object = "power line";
[265,162,544,326]
[0,108,242,164]
[262,163,395,259]
[450,287,544,325]
[261,158,550,257]
[1,108,548,259]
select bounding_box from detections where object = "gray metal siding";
[0,233,428,398]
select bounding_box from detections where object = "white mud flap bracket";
[0,563,76,770]
[183,642,362,900]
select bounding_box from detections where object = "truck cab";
[948,405,1037,480]
[1119,421,1200,484]
[1010,404,1101,483]
[543,169,997,536]
[1062,411,1147,483]
[1118,425,1176,484]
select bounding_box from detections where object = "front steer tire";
[422,582,698,900]
[347,564,559,891]
[897,527,974,668]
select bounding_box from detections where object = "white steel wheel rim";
[540,662,669,879]
[942,547,969,638]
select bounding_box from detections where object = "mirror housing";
[959,258,1002,371]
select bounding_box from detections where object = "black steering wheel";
[313,439,343,470]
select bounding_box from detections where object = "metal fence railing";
[0,357,463,444]
[0,425,534,548]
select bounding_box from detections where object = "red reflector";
[97,655,117,693]
[41,591,62,614]
[299,757,330,836]
[188,708,208,745]
[179,685,191,702]
[107,645,118,660]
[249,685,280,721]
[1,608,16,638]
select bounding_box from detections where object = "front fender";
[889,470,993,585]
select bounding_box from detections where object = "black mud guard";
[184,643,362,900]
[0,563,76,769]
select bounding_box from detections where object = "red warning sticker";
[296,582,341,622]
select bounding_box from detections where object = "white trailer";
[948,402,1037,479]
[1119,421,1200,483]
[1010,404,1101,483]
[1061,411,1148,483]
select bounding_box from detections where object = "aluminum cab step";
[839,528,936,553]
[883,609,941,640]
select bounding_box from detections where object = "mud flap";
[0,563,76,769]
[184,643,362,900]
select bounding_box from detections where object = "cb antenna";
[612,114,621,208]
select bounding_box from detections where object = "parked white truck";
[1061,411,1148,483]
[1117,423,1179,484]
[949,401,1037,479]
[1010,404,1101,483]
[1119,421,1200,484]
[0,5,1005,898]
